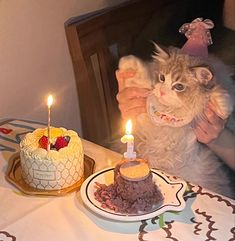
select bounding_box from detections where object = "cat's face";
[147,45,214,127]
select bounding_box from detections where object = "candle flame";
[47,95,53,107]
[126,119,132,135]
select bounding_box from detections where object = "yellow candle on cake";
[47,94,53,151]
[121,119,136,159]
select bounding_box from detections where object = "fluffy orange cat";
[118,44,234,198]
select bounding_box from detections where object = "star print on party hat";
[179,18,214,58]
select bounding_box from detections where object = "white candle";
[121,119,136,159]
[47,95,53,151]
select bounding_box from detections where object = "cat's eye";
[159,74,165,82]
[172,83,185,92]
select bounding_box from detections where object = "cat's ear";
[152,43,169,62]
[191,67,213,86]
[192,66,232,118]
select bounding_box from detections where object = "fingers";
[116,87,149,104]
[207,100,229,120]
[118,97,147,119]
[204,104,226,129]
[119,98,146,114]
[121,106,147,119]
[193,104,226,144]
[115,69,150,120]
[116,87,148,120]
[193,125,214,144]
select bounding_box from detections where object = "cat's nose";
[160,89,166,96]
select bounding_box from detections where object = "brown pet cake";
[94,159,163,214]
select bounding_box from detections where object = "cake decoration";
[38,130,70,151]
[120,159,150,181]
[43,127,63,138]
[47,95,53,151]
[121,119,136,159]
[39,135,49,150]
[54,136,70,150]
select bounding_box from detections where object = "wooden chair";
[65,0,224,147]
[65,0,169,147]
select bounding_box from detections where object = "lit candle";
[121,119,136,159]
[47,95,53,151]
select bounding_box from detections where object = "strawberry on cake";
[20,127,84,190]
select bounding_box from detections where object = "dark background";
[130,0,235,66]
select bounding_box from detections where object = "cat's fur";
[118,44,235,198]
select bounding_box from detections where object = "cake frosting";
[119,159,150,181]
[20,127,84,190]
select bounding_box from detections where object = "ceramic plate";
[80,167,187,222]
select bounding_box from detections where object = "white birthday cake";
[20,127,84,190]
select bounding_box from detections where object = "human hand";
[116,70,150,119]
[193,102,227,144]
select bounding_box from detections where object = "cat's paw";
[210,87,233,119]
[118,55,152,88]
[119,55,142,72]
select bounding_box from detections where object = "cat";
[117,44,235,198]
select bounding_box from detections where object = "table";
[0,119,234,241]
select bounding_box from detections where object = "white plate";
[80,167,187,222]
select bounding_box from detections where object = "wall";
[0,0,127,136]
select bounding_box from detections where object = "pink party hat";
[179,18,214,58]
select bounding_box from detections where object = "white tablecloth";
[0,119,234,241]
